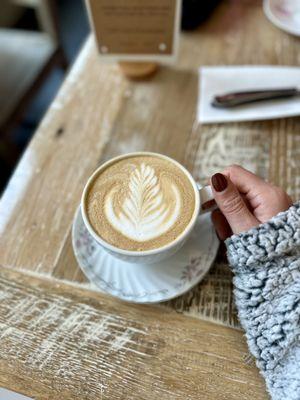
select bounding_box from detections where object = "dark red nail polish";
[211,173,228,192]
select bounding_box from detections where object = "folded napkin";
[198,66,300,124]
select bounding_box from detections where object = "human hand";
[210,165,293,240]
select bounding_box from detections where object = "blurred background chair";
[0,0,89,191]
[0,0,67,164]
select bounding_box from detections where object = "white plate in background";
[264,0,300,36]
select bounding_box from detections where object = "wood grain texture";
[0,266,266,400]
[0,37,129,271]
[0,2,299,396]
[1,1,300,330]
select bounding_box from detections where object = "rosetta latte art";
[104,163,181,242]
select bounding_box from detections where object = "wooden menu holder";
[118,62,158,79]
[86,0,180,80]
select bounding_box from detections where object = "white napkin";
[198,66,300,124]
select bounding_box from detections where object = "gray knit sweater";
[226,202,300,400]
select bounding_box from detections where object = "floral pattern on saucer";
[72,207,219,303]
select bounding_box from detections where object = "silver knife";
[211,87,300,108]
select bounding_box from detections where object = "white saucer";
[72,207,219,304]
[264,0,300,36]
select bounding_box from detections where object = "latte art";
[85,155,196,251]
[105,163,181,241]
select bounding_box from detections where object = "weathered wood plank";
[0,266,266,400]
[0,37,129,272]
[1,0,300,330]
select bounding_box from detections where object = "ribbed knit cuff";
[225,202,300,272]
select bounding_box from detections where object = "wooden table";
[0,1,299,399]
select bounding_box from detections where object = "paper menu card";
[86,0,181,63]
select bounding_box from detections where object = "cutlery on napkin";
[198,66,300,124]
[212,87,300,108]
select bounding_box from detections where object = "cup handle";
[197,184,217,214]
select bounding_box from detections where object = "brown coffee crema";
[85,155,196,251]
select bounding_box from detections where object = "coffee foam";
[86,155,196,252]
[105,162,181,241]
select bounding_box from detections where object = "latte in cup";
[84,154,196,252]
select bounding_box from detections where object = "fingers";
[202,199,216,210]
[211,173,259,235]
[222,165,293,220]
[211,209,232,240]
[222,164,267,195]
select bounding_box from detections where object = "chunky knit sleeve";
[225,202,300,400]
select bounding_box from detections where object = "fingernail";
[211,173,228,192]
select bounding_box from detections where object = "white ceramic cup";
[81,152,215,264]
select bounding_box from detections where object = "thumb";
[211,173,259,235]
